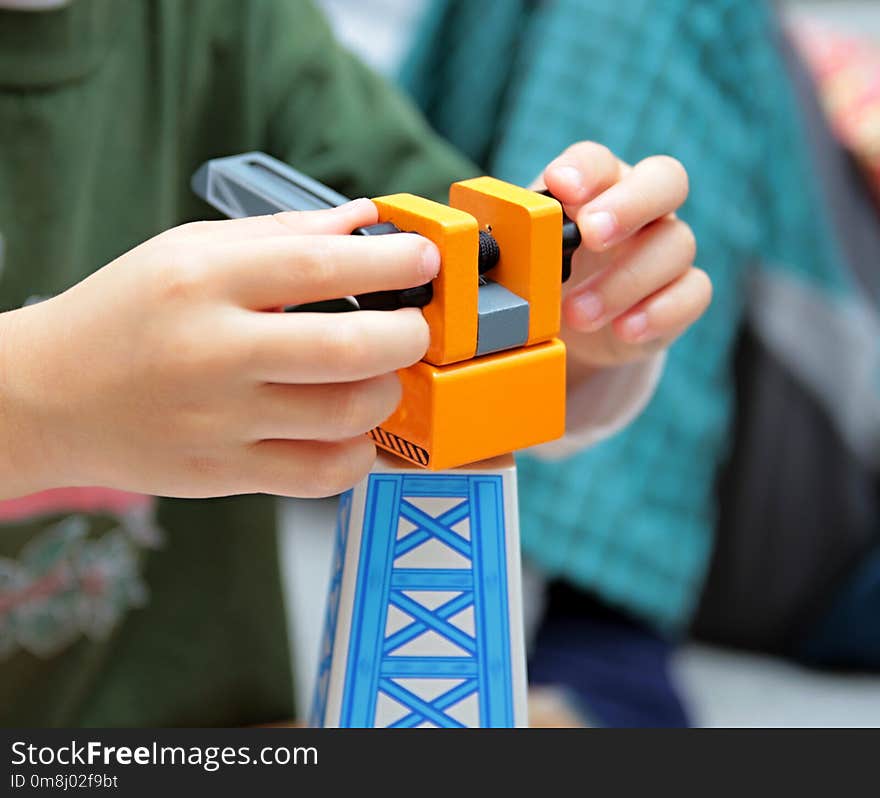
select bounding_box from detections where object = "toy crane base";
[310,451,528,728]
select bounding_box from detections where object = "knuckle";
[296,239,337,291]
[183,451,228,483]
[692,268,713,305]
[653,155,689,195]
[591,143,615,165]
[164,317,236,380]
[153,221,201,244]
[155,252,209,303]
[174,220,211,237]
[556,142,617,181]
[322,319,368,374]
[570,141,613,163]
[671,220,698,263]
[329,383,372,438]
[614,259,646,300]
[271,210,306,231]
[326,385,361,437]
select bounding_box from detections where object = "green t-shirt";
[0,0,474,726]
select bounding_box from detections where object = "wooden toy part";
[450,177,563,346]
[372,338,567,470]
[372,194,479,367]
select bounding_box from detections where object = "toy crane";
[192,153,579,728]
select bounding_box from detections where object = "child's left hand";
[535,142,711,382]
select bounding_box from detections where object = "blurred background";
[789,0,880,35]
[320,1,880,67]
[281,0,880,727]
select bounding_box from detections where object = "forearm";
[566,355,598,393]
[0,307,57,499]
[531,351,666,460]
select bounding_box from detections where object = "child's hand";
[536,142,711,381]
[0,200,439,500]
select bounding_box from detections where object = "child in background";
[0,0,708,726]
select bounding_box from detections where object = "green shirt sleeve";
[255,0,478,203]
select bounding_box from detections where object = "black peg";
[352,222,434,310]
[539,189,580,283]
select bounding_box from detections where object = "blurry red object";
[791,18,880,200]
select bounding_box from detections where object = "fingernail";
[584,211,617,246]
[421,243,441,279]
[572,291,604,329]
[621,312,650,340]
[551,165,584,196]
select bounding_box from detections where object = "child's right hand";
[0,199,438,500]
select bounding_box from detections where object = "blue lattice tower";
[311,453,527,728]
[309,491,351,727]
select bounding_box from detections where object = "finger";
[213,232,440,309]
[176,198,379,242]
[248,373,401,441]
[562,218,697,332]
[577,155,689,251]
[534,142,626,215]
[244,436,377,498]
[243,307,430,383]
[612,267,712,345]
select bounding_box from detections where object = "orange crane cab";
[371,179,566,469]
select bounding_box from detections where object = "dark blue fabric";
[528,584,690,727]
[797,545,880,670]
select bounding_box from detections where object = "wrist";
[0,303,69,497]
[564,347,599,393]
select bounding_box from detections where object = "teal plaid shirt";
[399,0,854,631]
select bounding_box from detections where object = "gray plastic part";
[191,152,350,217]
[476,281,530,356]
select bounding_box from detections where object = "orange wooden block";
[373,193,479,367]
[370,339,567,470]
[450,177,562,345]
